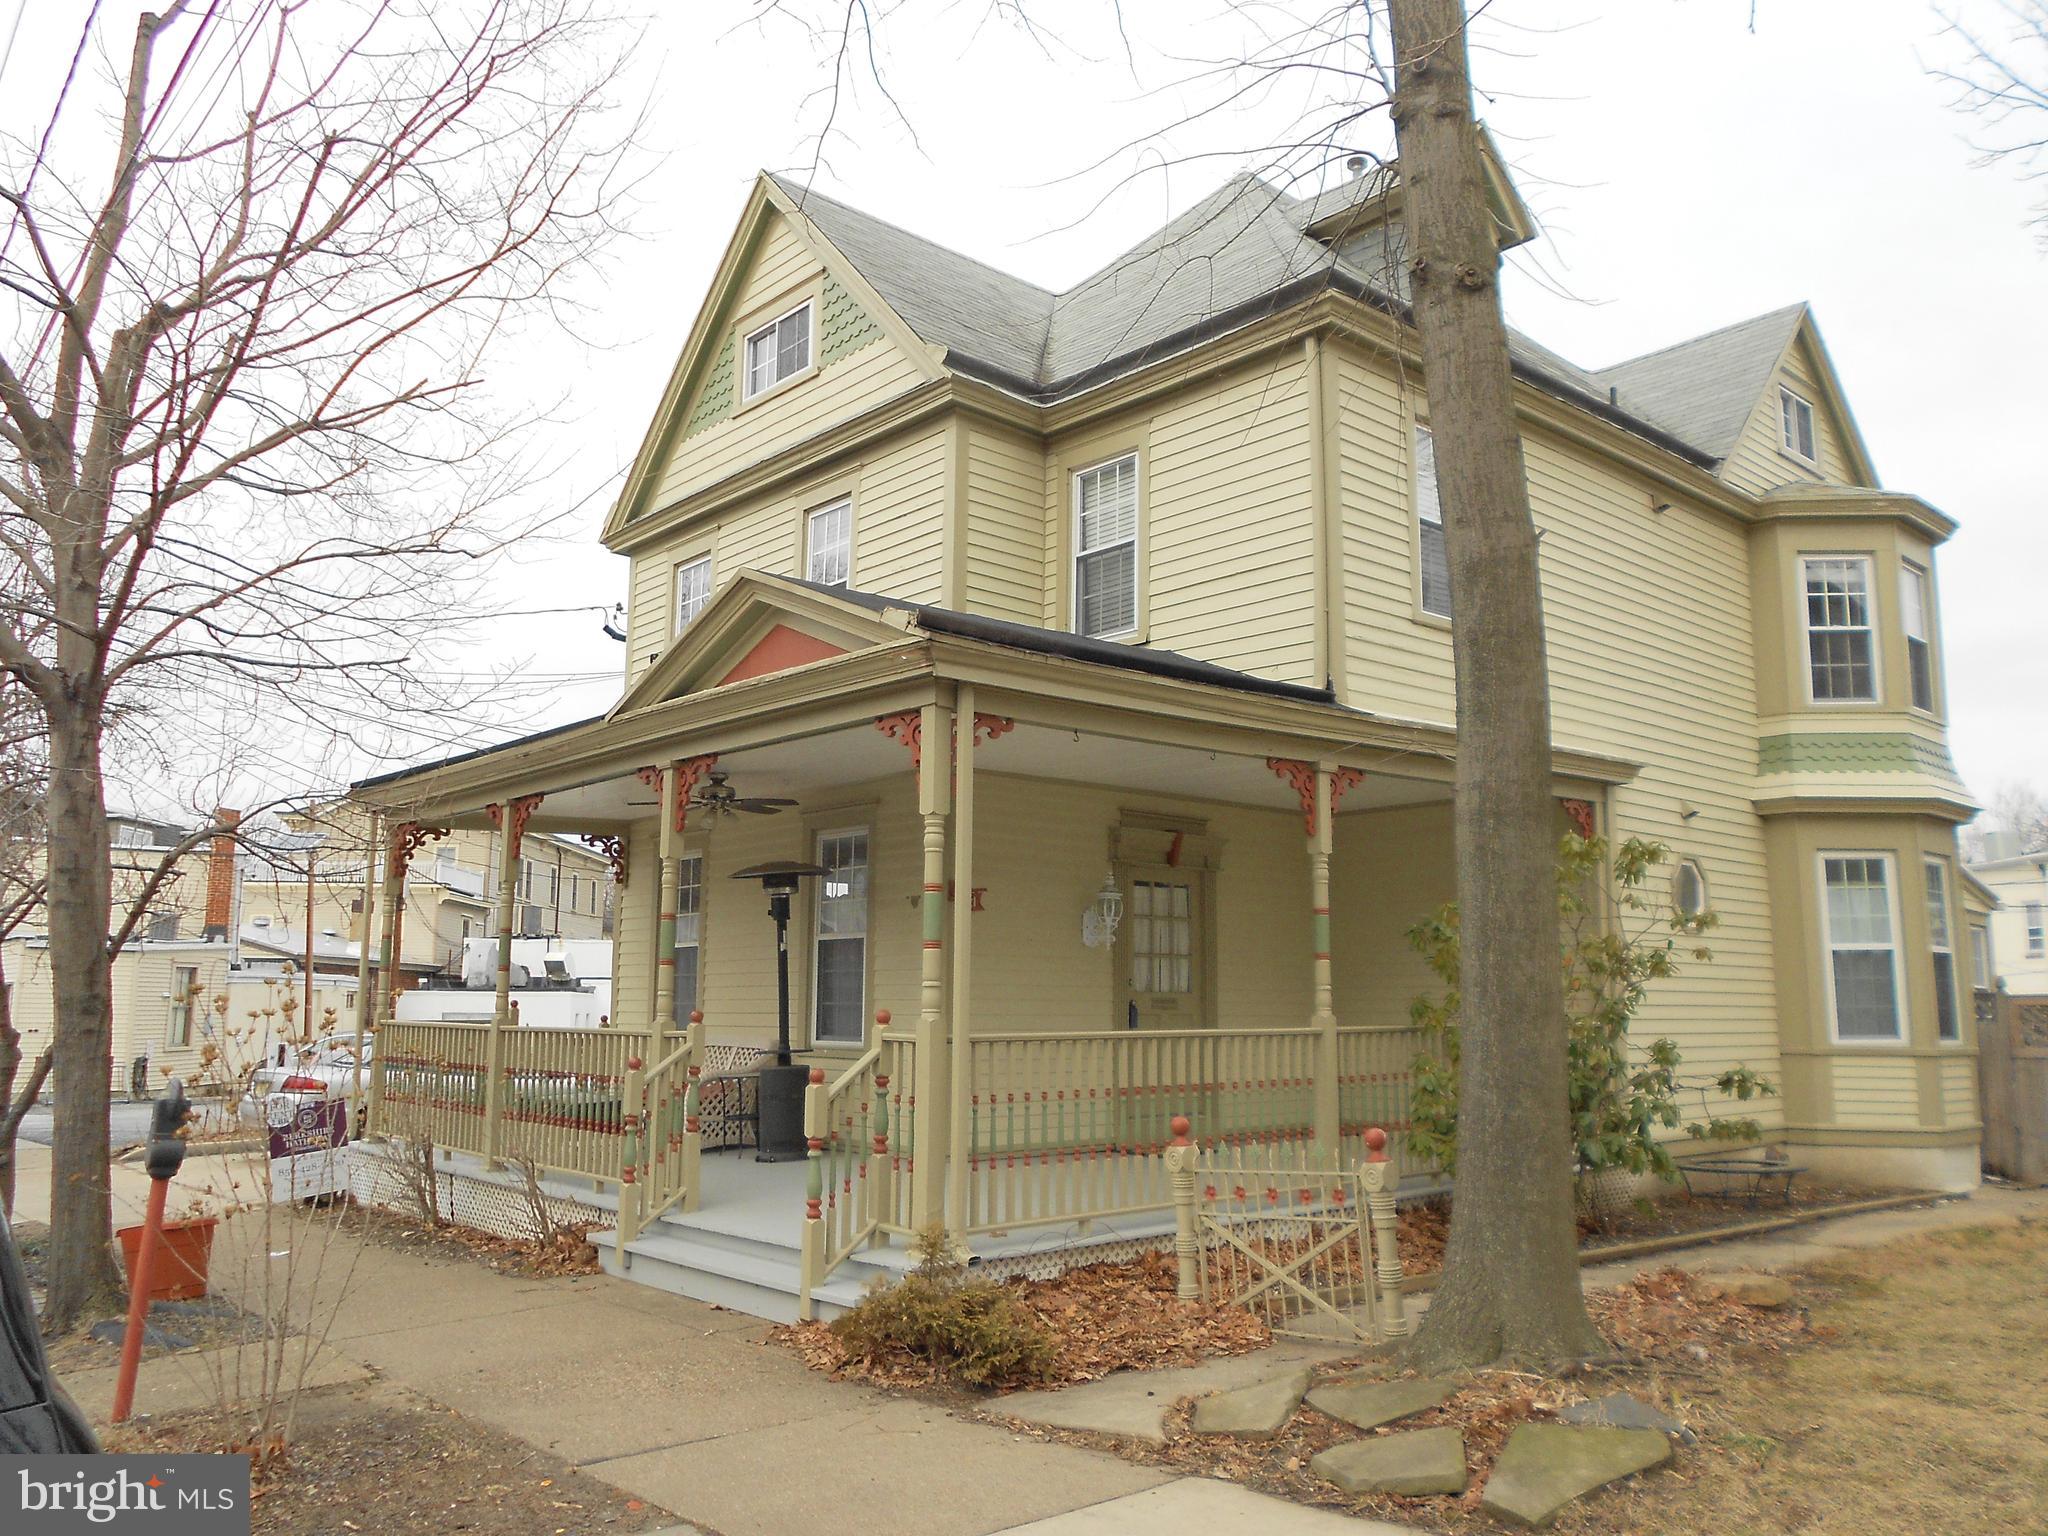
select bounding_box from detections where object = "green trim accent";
[922,892,944,944]
[1312,912,1331,953]
[1757,731,1962,784]
[681,337,735,440]
[820,274,882,365]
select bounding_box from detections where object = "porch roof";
[352,575,1639,825]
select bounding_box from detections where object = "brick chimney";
[201,808,241,940]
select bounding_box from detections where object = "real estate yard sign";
[266,1097,350,1202]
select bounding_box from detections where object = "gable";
[609,573,910,718]
[602,184,946,548]
[1718,323,1878,495]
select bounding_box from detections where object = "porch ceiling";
[507,719,1454,836]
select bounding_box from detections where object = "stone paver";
[1480,1424,1671,1528]
[989,1477,1422,1534]
[1190,1366,1311,1438]
[1311,1427,1468,1496]
[1555,1392,1695,1446]
[997,1342,1341,1446]
[1305,1374,1459,1431]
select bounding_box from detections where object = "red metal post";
[110,1176,170,1424]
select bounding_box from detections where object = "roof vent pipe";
[1345,154,1368,179]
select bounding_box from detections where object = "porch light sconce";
[1081,872,1123,949]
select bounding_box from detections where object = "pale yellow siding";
[651,214,929,509]
[1941,1054,1980,1128]
[964,423,1049,624]
[625,423,948,686]
[1333,344,1782,1123]
[610,820,657,1028]
[1830,1056,1922,1128]
[1143,353,1319,684]
[1329,803,1456,1033]
[847,425,946,600]
[1718,334,1864,495]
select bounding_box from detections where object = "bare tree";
[1934,1,2048,240]
[1380,0,1603,1371]
[1987,779,2048,853]
[0,670,50,1216]
[1,0,634,1331]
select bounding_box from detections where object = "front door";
[1118,871,1206,1030]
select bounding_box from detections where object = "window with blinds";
[673,853,703,1022]
[1822,854,1902,1041]
[807,498,851,589]
[1899,561,1935,712]
[813,829,869,1045]
[1414,425,1450,618]
[674,556,713,632]
[1074,454,1138,638]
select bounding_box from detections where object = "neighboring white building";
[1970,837,2048,993]
[393,936,614,1030]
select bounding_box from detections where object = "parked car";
[237,1033,372,1129]
[0,1206,99,1452]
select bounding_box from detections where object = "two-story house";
[353,149,1981,1316]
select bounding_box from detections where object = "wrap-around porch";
[351,579,1632,1316]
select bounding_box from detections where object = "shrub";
[829,1225,1056,1388]
[1407,833,1774,1185]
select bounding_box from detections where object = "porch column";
[1310,763,1341,1156]
[911,694,954,1242]
[485,800,528,1163]
[652,762,681,1045]
[349,810,381,1122]
[367,822,405,1135]
[945,684,977,1236]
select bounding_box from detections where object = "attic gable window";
[1414,425,1451,618]
[1779,386,1817,463]
[1074,453,1139,639]
[743,300,812,400]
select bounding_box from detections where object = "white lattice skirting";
[345,1140,611,1244]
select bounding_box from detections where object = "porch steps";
[590,1207,903,1323]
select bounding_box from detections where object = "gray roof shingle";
[1590,304,1807,462]
[769,170,1806,468]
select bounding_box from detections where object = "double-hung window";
[744,301,812,400]
[1970,923,1992,988]
[1899,562,1935,712]
[807,498,851,589]
[1779,386,1816,462]
[1924,858,1959,1042]
[673,853,703,1022]
[1413,425,1451,618]
[674,556,713,632]
[168,965,197,1047]
[2028,902,2046,959]
[1802,556,1877,702]
[1074,454,1139,639]
[812,830,869,1045]
[1821,854,1903,1042]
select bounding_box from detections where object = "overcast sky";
[5,1,2043,818]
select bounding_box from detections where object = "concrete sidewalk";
[13,1141,1415,1536]
[18,1144,2040,1536]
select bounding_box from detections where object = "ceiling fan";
[689,768,797,817]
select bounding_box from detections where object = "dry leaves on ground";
[771,1249,1269,1390]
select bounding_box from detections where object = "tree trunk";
[1387,0,1606,1371]
[39,704,124,1331]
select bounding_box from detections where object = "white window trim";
[1925,857,1962,1045]
[1779,385,1817,464]
[1899,559,1937,716]
[1413,422,1451,622]
[1070,451,1142,641]
[740,298,815,404]
[673,554,713,634]
[1817,850,1908,1047]
[809,824,871,1050]
[805,496,854,589]
[1800,553,1882,707]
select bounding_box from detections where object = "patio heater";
[730,860,828,1162]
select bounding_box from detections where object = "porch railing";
[369,1019,658,1182]
[798,1011,900,1318]
[618,1012,706,1245]
[1336,1024,1427,1184]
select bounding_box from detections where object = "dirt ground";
[107,1379,680,1536]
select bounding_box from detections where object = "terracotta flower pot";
[116,1216,219,1302]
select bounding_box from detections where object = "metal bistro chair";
[697,1043,772,1152]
